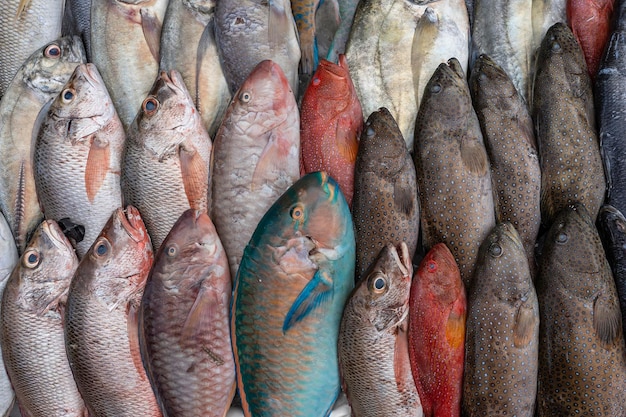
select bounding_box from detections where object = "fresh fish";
[211,60,300,279]
[471,0,534,102]
[0,0,65,98]
[567,0,615,80]
[462,223,539,416]
[413,58,496,288]
[62,0,92,61]
[0,36,85,254]
[122,70,212,252]
[34,63,125,258]
[90,0,169,130]
[214,0,301,95]
[352,108,418,281]
[291,0,321,74]
[338,242,423,417]
[532,23,605,226]
[326,0,358,63]
[532,0,567,60]
[313,0,340,61]
[408,243,465,417]
[232,172,355,417]
[470,55,541,276]
[1,220,87,417]
[140,209,235,417]
[159,0,231,137]
[300,55,362,207]
[65,206,161,417]
[536,203,626,416]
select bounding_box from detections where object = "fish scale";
[0,212,17,416]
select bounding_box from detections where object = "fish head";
[415,242,464,306]
[598,205,626,257]
[470,54,520,113]
[420,58,471,124]
[304,56,359,115]
[359,108,407,174]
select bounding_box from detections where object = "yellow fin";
[445,304,466,349]
[16,0,30,18]
[335,115,359,163]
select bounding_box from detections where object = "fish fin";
[127,301,147,381]
[515,112,537,150]
[140,8,163,62]
[593,292,622,345]
[513,299,538,348]
[335,115,359,163]
[283,269,333,333]
[393,180,415,217]
[16,0,30,18]
[85,136,111,203]
[251,131,282,190]
[181,281,220,343]
[196,20,215,109]
[268,0,293,48]
[393,319,413,393]
[460,136,489,176]
[179,144,209,211]
[445,297,466,349]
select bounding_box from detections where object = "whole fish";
[91,0,169,130]
[0,36,85,254]
[0,0,65,98]
[1,220,87,417]
[413,58,496,288]
[140,209,235,417]
[470,55,541,276]
[326,0,358,63]
[34,63,125,258]
[408,243,465,417]
[159,0,231,137]
[65,206,161,417]
[567,0,615,80]
[214,0,301,95]
[462,223,539,416]
[532,23,605,226]
[291,0,321,74]
[211,60,300,279]
[338,242,423,417]
[300,55,362,207]
[232,172,355,417]
[536,203,626,416]
[122,70,212,252]
[62,0,93,61]
[471,0,534,102]
[352,108,418,281]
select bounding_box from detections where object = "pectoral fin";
[393,180,415,217]
[140,8,162,62]
[182,281,220,342]
[460,136,488,176]
[394,319,413,393]
[445,298,466,349]
[335,115,359,163]
[85,137,111,203]
[513,299,538,348]
[179,144,209,211]
[283,270,333,333]
[593,292,622,345]
[127,302,146,381]
[251,131,283,190]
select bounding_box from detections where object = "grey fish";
[463,222,539,416]
[352,108,419,282]
[62,0,92,61]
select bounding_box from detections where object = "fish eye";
[556,231,568,244]
[290,204,305,221]
[61,89,75,103]
[166,244,177,257]
[44,44,61,59]
[239,91,252,103]
[426,260,438,273]
[551,42,561,52]
[142,97,159,115]
[366,126,375,137]
[371,274,387,294]
[430,83,442,94]
[312,77,321,86]
[22,250,40,269]
[489,242,503,257]
[93,238,110,258]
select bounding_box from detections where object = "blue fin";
[283,270,333,333]
[313,37,319,71]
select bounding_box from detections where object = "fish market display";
[140,209,235,417]
[232,172,355,417]
[291,0,320,74]
[532,22,605,226]
[470,55,541,275]
[300,55,362,207]
[338,242,423,417]
[65,206,161,417]
[123,69,212,252]
[34,63,124,258]
[1,220,86,417]
[413,58,496,288]
[159,0,231,137]
[536,203,626,416]
[214,0,301,95]
[211,60,300,279]
[0,213,17,416]
[0,36,85,254]
[463,223,539,416]
[90,0,169,130]
[352,107,418,281]
[408,243,465,417]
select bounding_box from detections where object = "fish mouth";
[500,223,525,253]
[318,59,346,81]
[42,220,74,253]
[79,63,101,89]
[119,206,147,243]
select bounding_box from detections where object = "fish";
[1,220,87,417]
[232,172,355,417]
[0,36,85,254]
[567,0,615,80]
[300,55,362,207]
[122,70,212,252]
[326,0,358,63]
[532,22,605,226]
[470,55,541,277]
[291,0,321,74]
[413,58,496,288]
[532,0,567,62]
[462,223,539,416]
[90,0,169,130]
[65,206,161,417]
[338,242,423,417]
[536,203,626,416]
[140,209,235,417]
[34,63,125,258]
[0,0,65,98]
[214,0,301,95]
[352,107,418,281]
[210,60,300,280]
[62,0,93,61]
[159,0,231,138]
[312,0,340,62]
[408,242,465,417]
[471,0,534,102]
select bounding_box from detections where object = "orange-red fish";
[408,243,466,417]
[300,55,362,206]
